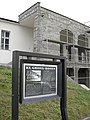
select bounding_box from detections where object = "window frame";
[60,29,73,44]
[78,34,88,47]
[1,30,10,50]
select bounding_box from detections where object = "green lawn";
[0,66,90,120]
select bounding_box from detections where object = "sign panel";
[24,64,57,98]
[20,60,61,103]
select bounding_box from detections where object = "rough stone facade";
[33,6,90,54]
[32,4,90,88]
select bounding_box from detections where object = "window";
[1,30,10,50]
[60,29,73,43]
[78,34,88,47]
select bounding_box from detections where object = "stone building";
[0,2,90,87]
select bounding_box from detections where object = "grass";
[0,65,90,120]
[67,81,90,120]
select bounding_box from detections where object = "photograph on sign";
[23,63,57,100]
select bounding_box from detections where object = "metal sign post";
[12,50,68,120]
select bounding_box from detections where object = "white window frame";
[1,30,10,50]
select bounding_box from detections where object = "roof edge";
[18,2,40,17]
[0,17,18,24]
[41,6,90,28]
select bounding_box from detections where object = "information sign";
[20,60,61,103]
[12,51,67,120]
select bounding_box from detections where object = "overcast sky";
[0,0,90,25]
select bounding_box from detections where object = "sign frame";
[20,60,62,104]
[12,50,68,120]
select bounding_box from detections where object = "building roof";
[0,17,18,24]
[0,2,90,29]
[41,6,90,28]
[18,2,40,17]
[19,2,90,28]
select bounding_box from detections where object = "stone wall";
[33,6,90,55]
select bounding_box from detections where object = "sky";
[0,0,90,25]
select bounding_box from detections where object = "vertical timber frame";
[12,50,68,120]
[12,51,19,120]
[60,59,68,120]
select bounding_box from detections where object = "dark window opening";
[60,29,73,43]
[78,34,88,47]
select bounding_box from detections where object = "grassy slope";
[0,66,90,120]
[67,81,90,120]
